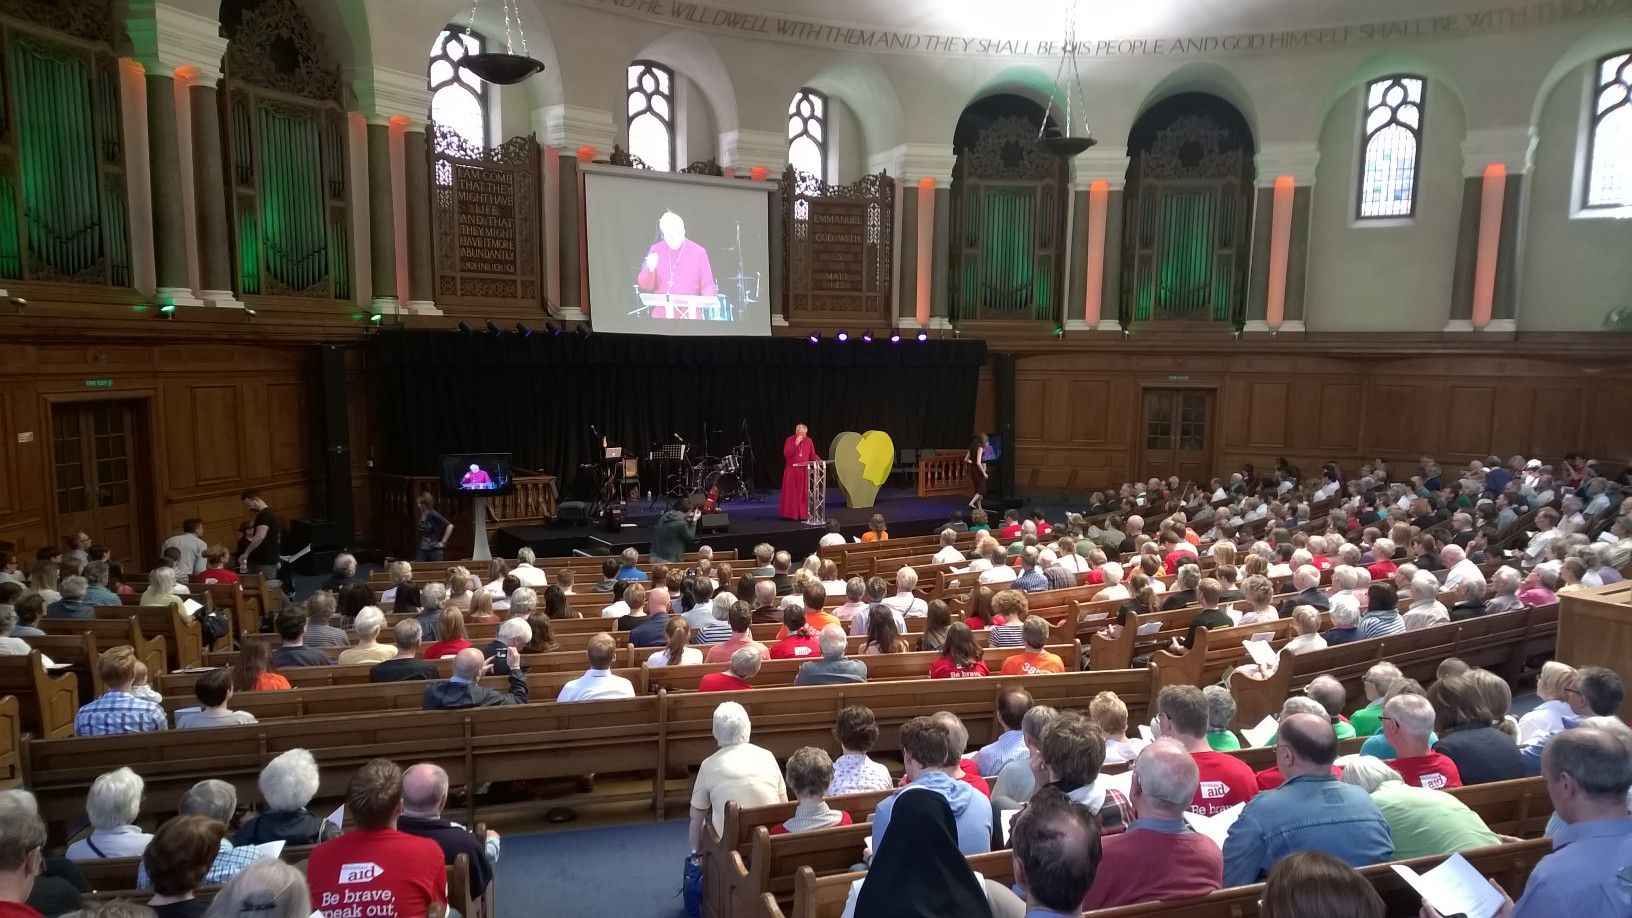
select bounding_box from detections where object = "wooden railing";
[374,472,557,559]
[916,450,968,497]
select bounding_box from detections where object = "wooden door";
[1142,389,1215,486]
[51,402,140,562]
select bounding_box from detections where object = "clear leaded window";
[788,88,827,181]
[1585,50,1632,209]
[627,61,674,171]
[1358,75,1425,219]
[429,28,489,152]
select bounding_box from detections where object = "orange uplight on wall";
[576,145,596,163]
[173,64,199,85]
[915,177,936,328]
[1471,163,1506,329]
[1265,175,1295,329]
[1083,180,1109,325]
[749,166,769,181]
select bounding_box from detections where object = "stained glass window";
[788,89,827,182]
[1585,50,1632,209]
[627,61,674,171]
[428,29,488,152]
[1358,76,1425,219]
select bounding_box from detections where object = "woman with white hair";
[378,560,412,605]
[1324,593,1362,645]
[696,591,737,644]
[337,607,394,665]
[231,749,340,846]
[204,856,312,918]
[686,702,785,853]
[1338,756,1498,859]
[66,767,153,859]
[140,567,188,616]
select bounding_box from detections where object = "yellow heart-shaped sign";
[830,430,894,509]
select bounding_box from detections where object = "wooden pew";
[646,644,1081,694]
[0,696,19,788]
[1446,776,1553,838]
[704,791,892,918]
[94,604,207,669]
[0,652,77,739]
[26,632,103,702]
[37,618,167,680]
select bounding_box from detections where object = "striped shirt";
[1357,610,1406,640]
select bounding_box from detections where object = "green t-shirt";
[1371,780,1500,860]
[1350,702,1384,737]
[1207,729,1241,751]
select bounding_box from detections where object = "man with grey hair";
[511,546,548,586]
[398,763,500,895]
[0,789,56,912]
[793,625,867,686]
[81,562,121,608]
[417,582,448,640]
[425,646,526,709]
[302,591,349,647]
[932,529,965,566]
[233,749,340,846]
[1506,727,1632,917]
[1338,756,1498,860]
[978,542,1017,586]
[1401,570,1449,631]
[1161,564,1202,610]
[1439,543,1485,593]
[371,619,439,682]
[1449,576,1489,620]
[1084,739,1224,909]
[319,552,360,595]
[1201,685,1240,751]
[1279,565,1328,617]
[482,617,534,676]
[1380,693,1462,789]
[1484,566,1525,616]
[1012,546,1048,593]
[1097,561,1129,602]
[44,576,93,620]
[1038,548,1076,591]
[507,586,537,619]
[883,567,928,618]
[771,551,795,596]
[689,701,783,852]
[137,780,262,888]
[1348,661,1402,735]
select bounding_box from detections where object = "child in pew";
[771,747,853,835]
[130,659,163,705]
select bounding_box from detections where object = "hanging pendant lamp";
[459,0,545,85]
[1039,2,1097,157]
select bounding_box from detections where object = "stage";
[489,486,1015,560]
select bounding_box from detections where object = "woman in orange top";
[423,609,471,659]
[230,641,290,692]
[859,513,889,542]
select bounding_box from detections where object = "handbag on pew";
[679,852,702,918]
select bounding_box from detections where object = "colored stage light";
[916,332,928,342]
[836,330,849,342]
[889,333,901,343]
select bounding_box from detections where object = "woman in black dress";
[965,434,989,510]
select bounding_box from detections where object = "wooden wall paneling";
[266,383,308,477]
[0,390,14,518]
[973,365,997,434]
[1245,381,1289,448]
[1489,384,1536,461]
[1590,385,1632,463]
[1317,383,1361,454]
[1013,377,1049,442]
[1366,384,1417,454]
[1529,389,1584,459]
[239,381,272,482]
[1445,386,1497,455]
[188,385,244,484]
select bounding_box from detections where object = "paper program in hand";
[1390,852,1508,918]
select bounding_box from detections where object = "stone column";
[891,145,956,329]
[401,128,438,313]
[1447,128,1535,334]
[535,107,615,323]
[365,122,397,311]
[1245,144,1320,334]
[189,81,239,308]
[1068,146,1128,331]
[147,73,201,306]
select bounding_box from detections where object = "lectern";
[798,460,833,526]
[1557,581,1632,720]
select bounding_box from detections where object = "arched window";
[788,88,827,181]
[429,28,488,152]
[627,61,674,171]
[1358,75,1425,219]
[1585,50,1631,209]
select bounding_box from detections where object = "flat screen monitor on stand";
[441,453,514,561]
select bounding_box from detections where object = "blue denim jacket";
[1221,774,1393,886]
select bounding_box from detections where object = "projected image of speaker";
[581,165,775,338]
[442,453,515,495]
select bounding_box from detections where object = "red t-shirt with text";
[195,569,240,585]
[1189,751,1258,816]
[1390,753,1463,790]
[308,828,446,918]
[929,658,990,679]
[768,634,820,660]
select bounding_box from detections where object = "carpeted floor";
[493,818,691,918]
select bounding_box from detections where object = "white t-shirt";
[647,646,703,667]
[932,546,966,565]
[557,668,636,702]
[600,600,630,619]
[691,742,785,833]
[883,593,928,618]
[979,566,1017,586]
[511,564,549,587]
[819,533,846,548]
[161,533,209,575]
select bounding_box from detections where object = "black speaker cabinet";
[699,512,730,535]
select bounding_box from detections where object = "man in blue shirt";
[871,715,991,858]
[614,547,648,581]
[1221,713,1392,886]
[1012,547,1050,593]
[1520,666,1624,775]
[1510,726,1632,917]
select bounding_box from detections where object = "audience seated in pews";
[136,782,257,891]
[337,606,394,665]
[1201,685,1240,751]
[44,577,92,621]
[423,609,471,660]
[233,749,340,847]
[872,714,991,859]
[307,759,449,918]
[1427,671,1528,784]
[176,670,256,730]
[0,607,47,662]
[230,640,289,692]
[973,689,1032,778]
[142,813,224,918]
[423,646,526,709]
[828,705,893,796]
[1158,685,1256,815]
[74,646,167,737]
[928,623,988,679]
[369,620,438,682]
[1036,710,1129,835]
[771,747,851,835]
[271,610,334,669]
[699,646,761,693]
[398,764,499,895]
[66,768,152,860]
[689,701,784,854]
[1519,665,1625,775]
[648,617,702,667]
[300,593,349,648]
[1380,694,1462,789]
[1340,756,1499,861]
[704,601,762,664]
[2,790,88,916]
[793,625,866,686]
[1517,661,1577,745]
[1261,850,1385,918]
[558,633,635,701]
[842,788,995,918]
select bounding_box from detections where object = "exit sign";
[84,378,113,389]
[1168,374,1189,382]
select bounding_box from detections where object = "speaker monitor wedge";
[699,512,730,535]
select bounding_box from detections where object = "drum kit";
[647,427,755,510]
